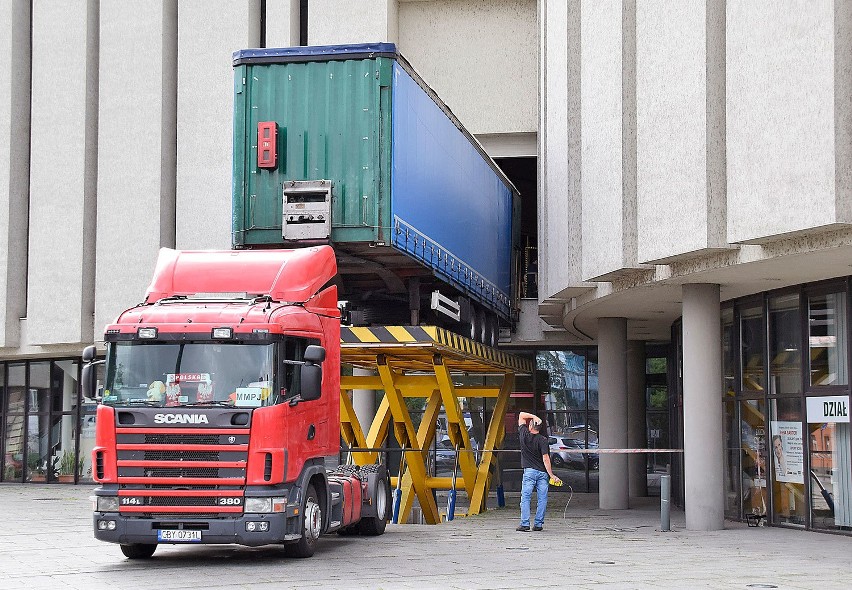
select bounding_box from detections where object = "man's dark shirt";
[519,424,549,472]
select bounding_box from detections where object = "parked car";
[549,436,599,469]
[435,434,479,469]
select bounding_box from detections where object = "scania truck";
[83,247,389,559]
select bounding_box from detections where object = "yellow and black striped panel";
[340,325,534,374]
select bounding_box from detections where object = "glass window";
[741,305,766,393]
[587,348,599,411]
[808,292,848,387]
[769,294,801,395]
[26,412,54,482]
[740,399,768,516]
[724,400,740,519]
[769,397,805,526]
[103,341,276,407]
[647,412,669,490]
[537,350,586,410]
[807,398,852,530]
[722,308,735,398]
[3,364,25,482]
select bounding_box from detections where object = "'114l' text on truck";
[82,247,389,559]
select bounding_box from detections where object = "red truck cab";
[83,246,388,559]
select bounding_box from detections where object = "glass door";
[768,397,805,525]
[806,396,852,530]
[741,398,768,517]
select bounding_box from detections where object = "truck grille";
[115,425,250,518]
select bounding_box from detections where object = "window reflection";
[740,399,768,516]
[3,365,26,482]
[769,397,805,526]
[532,350,602,493]
[808,419,852,530]
[808,292,848,386]
[724,400,740,519]
[722,308,735,397]
[741,306,765,393]
[769,294,801,395]
[537,350,586,410]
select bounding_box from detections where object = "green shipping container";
[232,44,519,330]
[232,49,393,247]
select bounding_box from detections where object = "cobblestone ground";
[0,484,849,590]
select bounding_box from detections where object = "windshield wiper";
[124,398,163,407]
[182,400,236,407]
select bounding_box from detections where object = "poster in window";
[770,421,804,484]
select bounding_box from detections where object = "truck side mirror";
[299,345,325,402]
[304,345,326,363]
[82,345,97,363]
[81,345,101,400]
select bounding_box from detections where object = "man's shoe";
[516,525,530,532]
[533,526,543,531]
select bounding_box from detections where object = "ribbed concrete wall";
[175,0,260,251]
[538,0,579,300]
[27,1,98,345]
[727,2,848,243]
[636,0,727,264]
[309,0,398,45]
[0,0,30,349]
[581,0,640,282]
[95,1,177,336]
[398,0,537,136]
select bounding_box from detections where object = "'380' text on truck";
[82,247,390,559]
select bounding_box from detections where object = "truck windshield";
[102,342,276,408]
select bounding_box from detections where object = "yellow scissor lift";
[338,325,534,524]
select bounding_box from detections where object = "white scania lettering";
[153,413,209,424]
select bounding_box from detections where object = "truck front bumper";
[93,511,301,547]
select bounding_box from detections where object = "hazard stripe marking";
[350,326,380,343]
[339,325,534,373]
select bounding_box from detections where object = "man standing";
[516,411,561,531]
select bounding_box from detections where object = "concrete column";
[176,1,260,251]
[627,340,647,497]
[682,283,724,530]
[0,0,30,348]
[27,0,99,345]
[352,367,377,440]
[96,0,177,337]
[265,0,300,47]
[598,317,629,509]
[309,0,398,45]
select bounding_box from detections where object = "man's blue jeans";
[520,468,550,527]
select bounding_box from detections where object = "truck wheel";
[286,483,322,558]
[120,543,157,559]
[358,474,389,536]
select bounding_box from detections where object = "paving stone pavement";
[0,483,849,590]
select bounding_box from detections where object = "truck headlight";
[97,496,120,512]
[244,496,287,514]
[244,498,271,513]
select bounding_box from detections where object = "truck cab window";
[278,337,320,401]
[102,342,275,408]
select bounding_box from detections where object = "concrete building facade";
[2,0,851,535]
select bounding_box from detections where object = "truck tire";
[333,464,361,479]
[286,483,322,558]
[120,543,157,559]
[358,473,390,536]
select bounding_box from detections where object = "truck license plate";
[157,529,201,542]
